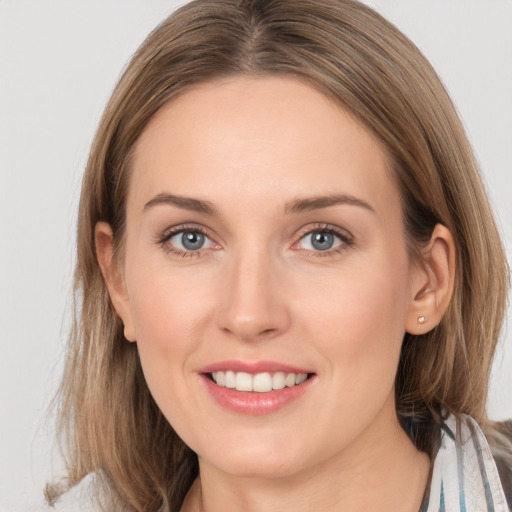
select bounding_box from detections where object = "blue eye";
[310,232,335,251]
[298,229,346,252]
[179,231,205,250]
[165,230,215,254]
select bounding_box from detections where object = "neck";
[181,404,430,512]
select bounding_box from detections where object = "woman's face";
[116,76,422,478]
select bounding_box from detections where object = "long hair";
[47,1,510,510]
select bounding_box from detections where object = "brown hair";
[47,0,510,510]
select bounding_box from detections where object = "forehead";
[129,75,399,219]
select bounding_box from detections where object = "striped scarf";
[421,415,509,511]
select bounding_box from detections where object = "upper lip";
[198,360,312,375]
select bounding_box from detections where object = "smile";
[210,371,308,392]
[200,362,316,415]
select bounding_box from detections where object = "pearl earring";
[417,316,426,326]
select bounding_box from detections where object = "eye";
[158,227,219,257]
[294,225,353,254]
[302,231,339,251]
[171,231,208,251]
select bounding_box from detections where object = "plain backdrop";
[1,1,511,510]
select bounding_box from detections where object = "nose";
[216,248,291,341]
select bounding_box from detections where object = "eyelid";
[291,223,354,253]
[295,223,353,241]
[156,222,353,257]
[156,223,221,257]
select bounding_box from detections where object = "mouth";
[198,361,316,414]
[207,370,311,392]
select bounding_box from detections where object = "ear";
[405,224,456,335]
[95,221,136,342]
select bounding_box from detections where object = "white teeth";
[225,370,236,389]
[216,371,225,386]
[272,372,286,390]
[211,370,308,392]
[253,372,272,392]
[296,373,307,385]
[235,372,253,391]
[285,373,296,387]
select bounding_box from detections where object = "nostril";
[220,322,280,341]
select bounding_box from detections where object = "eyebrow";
[143,193,217,215]
[143,192,375,216]
[284,194,375,215]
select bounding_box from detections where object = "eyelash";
[294,223,354,258]
[157,224,214,258]
[156,223,354,259]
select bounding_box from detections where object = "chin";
[196,434,308,479]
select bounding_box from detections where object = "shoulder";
[425,414,511,512]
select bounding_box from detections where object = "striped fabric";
[421,415,509,512]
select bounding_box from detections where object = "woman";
[47,0,512,510]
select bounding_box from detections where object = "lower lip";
[201,374,315,415]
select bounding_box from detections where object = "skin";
[96,76,455,512]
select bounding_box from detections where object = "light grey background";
[1,1,511,510]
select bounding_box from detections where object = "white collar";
[424,414,508,511]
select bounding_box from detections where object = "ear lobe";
[405,224,456,335]
[95,221,136,342]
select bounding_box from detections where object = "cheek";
[303,252,411,401]
[126,276,218,448]
[122,255,216,408]
[124,240,216,344]
[129,278,197,349]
